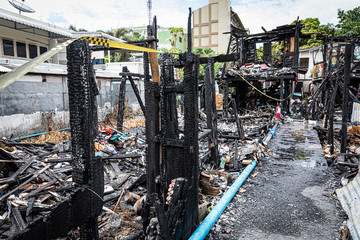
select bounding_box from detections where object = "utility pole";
[147,0,152,25]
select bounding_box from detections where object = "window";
[29,44,38,59]
[3,39,14,56]
[300,58,309,68]
[40,46,47,55]
[179,37,182,43]
[16,42,27,58]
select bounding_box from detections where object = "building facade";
[0,8,144,137]
[0,8,71,64]
[192,0,246,53]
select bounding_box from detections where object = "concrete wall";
[0,73,144,138]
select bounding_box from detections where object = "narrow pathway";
[207,121,346,240]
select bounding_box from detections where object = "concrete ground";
[206,121,347,240]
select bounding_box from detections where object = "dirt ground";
[206,120,347,240]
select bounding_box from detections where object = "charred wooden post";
[205,57,219,165]
[231,98,244,140]
[144,52,200,240]
[144,53,160,198]
[280,77,284,112]
[117,68,127,132]
[67,40,103,240]
[263,42,272,64]
[182,51,200,239]
[122,66,146,115]
[328,76,339,154]
[10,39,103,240]
[341,44,352,153]
[327,44,342,154]
[200,84,205,110]
[159,53,181,194]
[144,10,199,239]
[222,32,233,118]
[187,8,192,53]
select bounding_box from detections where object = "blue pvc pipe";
[11,127,71,141]
[189,160,257,240]
[190,123,279,240]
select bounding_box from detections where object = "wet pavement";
[207,121,346,240]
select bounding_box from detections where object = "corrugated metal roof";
[336,171,360,240]
[0,65,11,73]
[0,58,121,77]
[0,8,72,38]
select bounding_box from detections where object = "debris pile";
[316,124,360,182]
[0,122,148,239]
[230,64,296,78]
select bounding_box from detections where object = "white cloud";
[232,0,359,34]
[1,0,358,33]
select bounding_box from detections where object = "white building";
[0,8,144,138]
[0,8,71,64]
[192,0,246,53]
[298,46,324,93]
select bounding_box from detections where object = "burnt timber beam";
[222,32,233,118]
[122,66,146,115]
[12,39,103,240]
[181,51,200,239]
[231,98,244,140]
[199,53,239,64]
[341,44,352,153]
[117,72,127,132]
[205,57,219,165]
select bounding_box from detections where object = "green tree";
[106,28,129,40]
[293,18,331,49]
[256,46,264,60]
[68,24,77,31]
[68,25,87,32]
[191,48,222,80]
[271,42,283,63]
[193,48,215,55]
[336,6,360,37]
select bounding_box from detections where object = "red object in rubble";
[276,106,281,118]
[101,128,114,135]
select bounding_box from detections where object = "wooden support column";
[328,76,339,154]
[123,66,146,115]
[67,40,103,240]
[231,98,244,140]
[117,69,127,132]
[205,57,218,165]
[222,33,233,118]
[341,44,352,153]
[280,77,284,113]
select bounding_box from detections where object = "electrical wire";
[228,69,293,102]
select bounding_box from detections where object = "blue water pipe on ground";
[10,127,70,141]
[189,123,278,240]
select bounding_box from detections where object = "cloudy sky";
[2,0,359,33]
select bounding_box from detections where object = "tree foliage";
[293,18,331,49]
[68,25,87,32]
[336,6,360,37]
[293,6,360,49]
[104,28,145,62]
[191,48,222,80]
[193,48,216,55]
